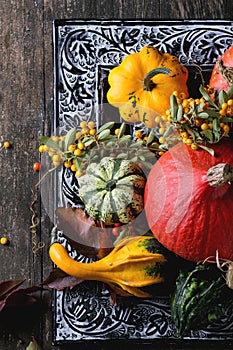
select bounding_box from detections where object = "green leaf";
[84,138,96,147]
[96,121,115,134]
[198,110,219,118]
[116,152,128,159]
[118,123,126,139]
[98,129,111,141]
[74,157,82,171]
[177,105,183,122]
[197,101,205,113]
[226,84,233,98]
[38,136,62,152]
[118,134,132,144]
[146,129,156,144]
[164,124,175,138]
[199,85,219,109]
[220,117,233,123]
[198,144,215,156]
[170,94,178,121]
[65,127,77,150]
[218,90,228,106]
[202,129,214,143]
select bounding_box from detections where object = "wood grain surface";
[0,1,232,349]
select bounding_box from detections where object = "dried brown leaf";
[56,207,113,257]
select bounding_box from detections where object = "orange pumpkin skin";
[144,139,233,262]
[209,45,233,91]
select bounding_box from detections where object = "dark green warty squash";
[78,157,146,225]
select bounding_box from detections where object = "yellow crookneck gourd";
[49,235,166,298]
[107,45,189,128]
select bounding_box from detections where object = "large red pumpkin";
[144,139,233,262]
[209,45,233,91]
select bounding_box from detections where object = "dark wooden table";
[0,1,232,349]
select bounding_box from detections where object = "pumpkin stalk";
[143,67,171,91]
[207,163,233,187]
[49,236,166,298]
[216,59,233,86]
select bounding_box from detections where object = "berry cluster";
[38,120,157,177]
[156,86,233,154]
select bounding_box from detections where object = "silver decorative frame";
[52,19,233,345]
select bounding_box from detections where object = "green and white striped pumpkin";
[78,157,146,225]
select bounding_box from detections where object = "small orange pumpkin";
[107,46,189,128]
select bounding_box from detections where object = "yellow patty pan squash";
[107,46,189,128]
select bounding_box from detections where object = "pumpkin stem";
[207,163,233,187]
[216,59,233,86]
[143,67,171,91]
[105,179,117,191]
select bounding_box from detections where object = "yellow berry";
[201,123,209,131]
[184,138,193,145]
[64,161,72,168]
[158,151,164,156]
[158,127,165,135]
[77,142,85,150]
[76,131,83,140]
[223,124,230,134]
[159,136,166,144]
[81,127,90,135]
[80,121,87,129]
[89,128,96,136]
[87,121,95,129]
[227,99,233,106]
[191,143,198,150]
[74,149,82,156]
[71,164,77,172]
[43,145,49,151]
[134,130,143,138]
[75,170,82,177]
[0,237,8,245]
[221,102,228,110]
[4,141,11,149]
[38,145,45,153]
[114,128,120,136]
[68,144,76,152]
[180,131,189,139]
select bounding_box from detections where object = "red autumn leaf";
[41,268,83,291]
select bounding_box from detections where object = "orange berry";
[89,128,96,136]
[33,162,41,171]
[223,124,230,134]
[38,145,45,153]
[68,144,76,152]
[4,141,11,149]
[64,161,72,168]
[75,170,82,177]
[87,121,95,129]
[80,121,87,129]
[200,123,209,131]
[77,142,85,150]
[0,237,8,245]
[74,149,82,156]
[135,130,143,138]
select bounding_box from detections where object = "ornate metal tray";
[51,19,233,346]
